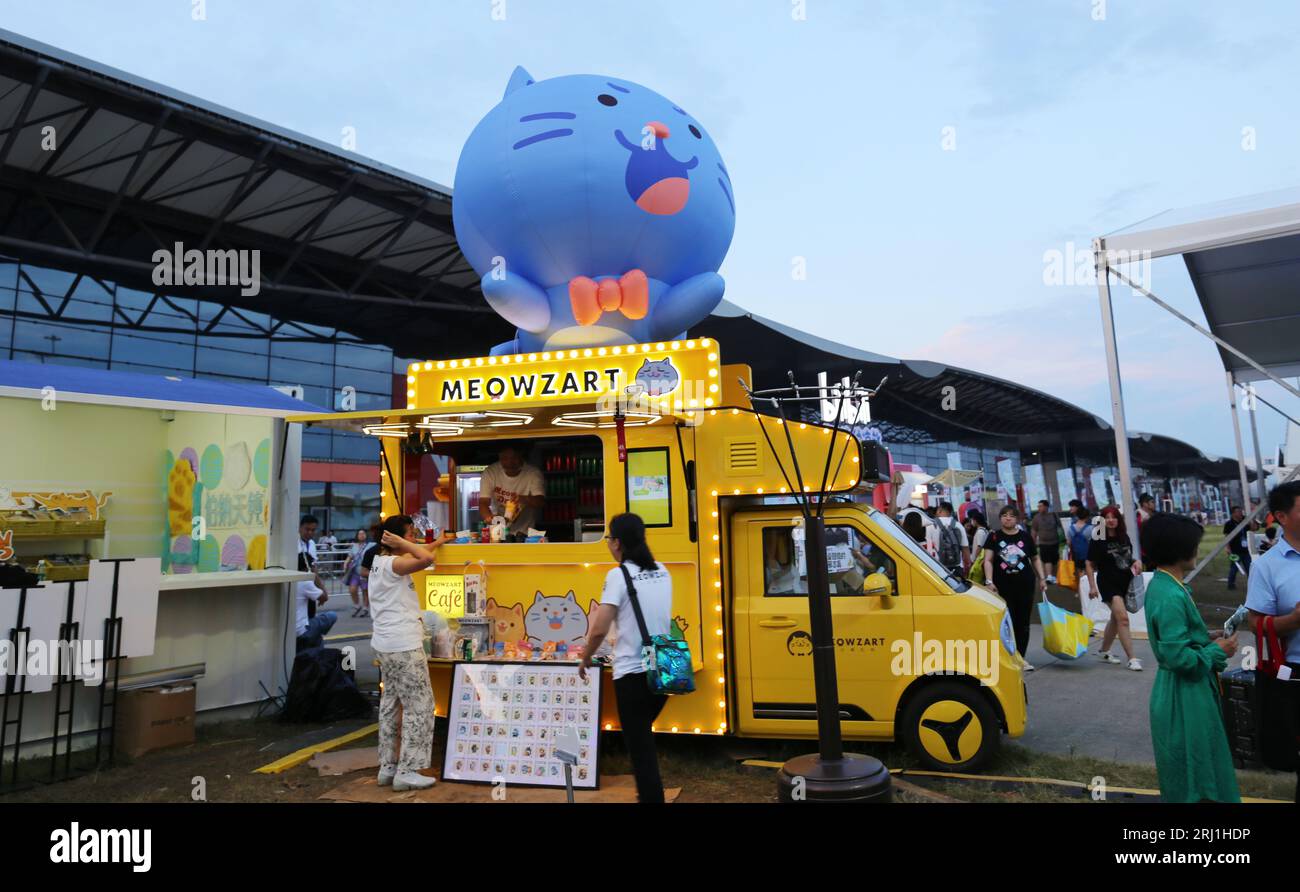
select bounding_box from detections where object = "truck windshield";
[870,511,970,593]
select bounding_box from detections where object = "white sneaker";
[1127,658,1143,671]
[1022,660,1036,671]
[377,766,396,787]
[1098,650,1122,664]
[392,770,436,791]
[1046,575,1056,585]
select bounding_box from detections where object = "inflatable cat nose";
[645,121,670,139]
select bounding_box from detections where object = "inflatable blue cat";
[453,67,735,355]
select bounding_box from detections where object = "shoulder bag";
[620,563,695,695]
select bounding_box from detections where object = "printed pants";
[613,672,668,803]
[377,648,435,774]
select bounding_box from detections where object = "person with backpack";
[933,501,969,577]
[580,512,674,803]
[1068,507,1094,564]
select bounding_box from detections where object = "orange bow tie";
[569,270,649,326]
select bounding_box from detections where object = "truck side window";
[763,525,897,597]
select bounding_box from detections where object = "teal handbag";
[620,564,695,695]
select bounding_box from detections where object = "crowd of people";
[894,481,1300,804]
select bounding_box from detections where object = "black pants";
[613,672,668,803]
[1000,582,1035,656]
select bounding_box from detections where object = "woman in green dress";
[1141,512,1240,802]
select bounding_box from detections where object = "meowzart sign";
[406,338,722,409]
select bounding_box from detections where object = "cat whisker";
[519,112,576,122]
[717,177,735,215]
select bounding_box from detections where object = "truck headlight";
[999,609,1016,656]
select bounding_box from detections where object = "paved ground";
[1018,624,1158,764]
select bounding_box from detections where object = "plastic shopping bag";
[1038,599,1092,660]
[1057,558,1078,591]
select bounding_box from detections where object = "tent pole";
[1227,371,1252,514]
[1248,387,1268,504]
[1094,245,1140,540]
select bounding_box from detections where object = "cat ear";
[533,591,545,605]
[565,591,577,604]
[486,598,497,610]
[512,603,524,618]
[504,66,535,99]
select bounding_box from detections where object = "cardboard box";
[115,685,196,759]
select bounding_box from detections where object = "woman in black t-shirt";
[1085,505,1143,670]
[982,505,1046,669]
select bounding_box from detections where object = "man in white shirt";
[296,514,336,650]
[479,446,546,534]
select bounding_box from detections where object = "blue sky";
[6,0,1297,461]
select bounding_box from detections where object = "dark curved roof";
[0,27,505,356]
[694,302,1250,481]
[695,300,1106,439]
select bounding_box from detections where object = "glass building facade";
[0,257,389,535]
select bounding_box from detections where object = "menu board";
[443,661,602,789]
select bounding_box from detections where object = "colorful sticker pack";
[443,662,601,788]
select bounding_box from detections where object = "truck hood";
[962,584,1006,612]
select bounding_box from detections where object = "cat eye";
[689,124,702,139]
[597,94,618,106]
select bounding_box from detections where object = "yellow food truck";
[291,337,1026,770]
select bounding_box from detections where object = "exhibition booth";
[0,360,313,769]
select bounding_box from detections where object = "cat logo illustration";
[525,591,592,647]
[786,630,813,657]
[486,598,526,644]
[624,357,680,398]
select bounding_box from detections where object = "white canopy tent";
[1095,186,1300,539]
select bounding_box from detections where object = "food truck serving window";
[429,435,607,544]
[624,448,672,527]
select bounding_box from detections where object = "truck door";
[733,512,913,737]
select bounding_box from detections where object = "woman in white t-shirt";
[369,515,452,792]
[580,512,673,803]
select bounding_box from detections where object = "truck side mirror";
[864,571,894,597]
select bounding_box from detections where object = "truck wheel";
[899,681,1000,772]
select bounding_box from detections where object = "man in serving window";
[479,445,546,535]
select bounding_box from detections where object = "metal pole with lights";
[741,370,893,803]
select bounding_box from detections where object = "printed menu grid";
[442,661,602,789]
